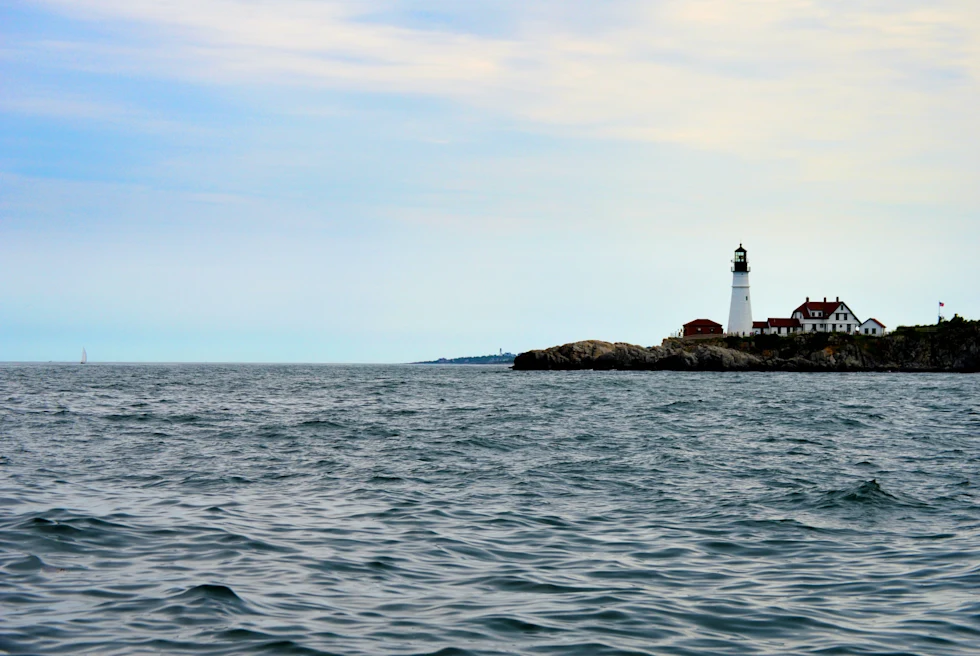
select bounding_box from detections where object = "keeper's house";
[683,319,724,339]
[753,297,884,336]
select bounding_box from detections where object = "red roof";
[793,299,844,319]
[684,319,723,328]
[752,321,768,329]
[863,318,886,327]
[767,318,801,328]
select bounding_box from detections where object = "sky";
[2,0,979,362]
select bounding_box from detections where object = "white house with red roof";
[859,318,886,335]
[792,297,861,334]
[752,296,883,336]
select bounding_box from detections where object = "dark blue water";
[2,364,979,655]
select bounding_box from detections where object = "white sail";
[81,348,87,364]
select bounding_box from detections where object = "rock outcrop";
[513,318,980,373]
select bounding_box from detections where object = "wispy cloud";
[17,0,974,204]
[25,1,978,143]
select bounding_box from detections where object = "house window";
[872,328,877,334]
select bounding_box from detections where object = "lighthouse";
[727,244,753,335]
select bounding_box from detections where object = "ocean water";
[1,364,979,656]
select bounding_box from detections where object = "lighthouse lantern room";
[727,244,753,335]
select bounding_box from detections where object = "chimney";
[836,296,839,302]
[823,297,827,303]
[806,296,809,302]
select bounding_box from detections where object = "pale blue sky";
[2,0,978,362]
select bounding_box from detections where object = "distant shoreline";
[412,353,516,365]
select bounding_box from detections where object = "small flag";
[939,302,945,307]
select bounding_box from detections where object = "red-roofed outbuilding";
[683,319,723,339]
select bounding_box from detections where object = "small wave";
[370,475,405,484]
[817,479,923,509]
[25,517,86,536]
[180,473,254,488]
[171,583,250,610]
[408,649,479,656]
[483,575,601,594]
[297,419,345,429]
[104,413,154,422]
[478,615,555,635]
[252,640,338,655]
[4,554,45,572]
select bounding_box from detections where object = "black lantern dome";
[733,244,749,272]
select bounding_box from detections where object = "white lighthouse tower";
[727,244,753,335]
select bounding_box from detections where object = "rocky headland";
[513,317,980,373]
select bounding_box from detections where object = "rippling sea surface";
[2,364,979,655]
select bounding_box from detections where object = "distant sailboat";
[80,348,87,364]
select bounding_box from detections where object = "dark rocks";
[512,340,661,371]
[512,340,766,371]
